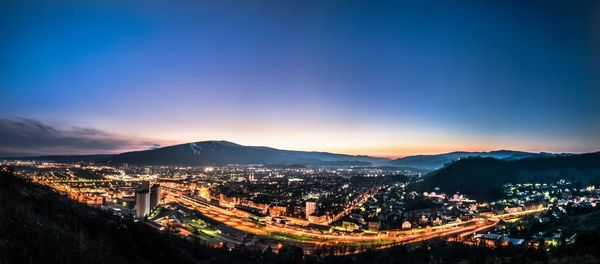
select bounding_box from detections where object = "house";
[308,213,329,224]
[499,237,525,246]
[367,221,380,231]
[476,233,503,247]
[268,205,287,216]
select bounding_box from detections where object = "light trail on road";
[163,188,546,253]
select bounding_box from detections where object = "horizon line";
[2,139,596,160]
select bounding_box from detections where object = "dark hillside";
[417,152,600,201]
[0,167,251,264]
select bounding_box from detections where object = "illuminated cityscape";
[2,157,598,257]
[2,0,599,263]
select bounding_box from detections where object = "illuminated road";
[36,176,546,253]
[26,169,548,255]
[165,187,547,252]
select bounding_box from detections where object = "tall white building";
[150,184,161,209]
[135,190,150,219]
[305,201,316,219]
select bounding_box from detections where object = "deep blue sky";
[1,1,599,157]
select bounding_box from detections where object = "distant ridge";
[1,140,579,169]
[39,140,391,167]
[390,150,560,170]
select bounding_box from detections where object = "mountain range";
[1,140,567,170]
[102,140,387,167]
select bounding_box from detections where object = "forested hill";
[416,152,600,201]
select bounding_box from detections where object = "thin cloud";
[0,117,160,157]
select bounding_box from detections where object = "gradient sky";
[1,0,599,158]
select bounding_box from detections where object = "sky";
[1,0,599,158]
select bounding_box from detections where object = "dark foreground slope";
[417,152,600,201]
[0,167,255,264]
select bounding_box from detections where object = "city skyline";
[2,1,600,157]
